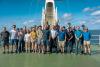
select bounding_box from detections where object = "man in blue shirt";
[75,26,82,55]
[82,27,91,55]
[42,25,51,54]
[58,27,66,53]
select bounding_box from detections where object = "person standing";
[18,28,25,53]
[22,26,27,52]
[30,27,37,53]
[50,26,58,53]
[10,25,18,53]
[24,29,31,53]
[82,27,91,55]
[67,27,74,53]
[74,26,82,55]
[36,26,43,53]
[58,27,66,53]
[42,26,51,54]
[1,27,10,54]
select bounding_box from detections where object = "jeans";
[50,38,58,53]
[18,39,24,52]
[75,40,82,54]
[67,41,73,53]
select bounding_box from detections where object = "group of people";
[0,23,91,55]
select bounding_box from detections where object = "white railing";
[91,35,100,45]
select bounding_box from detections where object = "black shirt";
[66,31,74,41]
[1,31,10,40]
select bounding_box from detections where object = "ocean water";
[90,30,100,35]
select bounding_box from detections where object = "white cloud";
[28,20,35,23]
[87,17,100,24]
[62,13,72,21]
[60,13,73,25]
[62,13,72,18]
[83,6,100,12]
[83,7,93,12]
[79,20,87,25]
[23,20,35,25]
[91,10,100,16]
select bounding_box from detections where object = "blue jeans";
[67,41,73,53]
[75,40,82,54]
[18,39,24,52]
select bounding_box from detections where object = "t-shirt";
[75,30,82,38]
[30,31,37,39]
[10,29,18,39]
[37,30,43,39]
[42,30,50,40]
[82,31,91,41]
[1,31,10,40]
[66,31,74,41]
[24,33,30,42]
[58,31,66,41]
[18,31,24,40]
[51,29,58,39]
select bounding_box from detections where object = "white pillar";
[41,8,45,27]
[56,7,58,22]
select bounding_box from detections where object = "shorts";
[43,39,50,46]
[11,39,18,45]
[3,39,9,46]
[37,38,43,45]
[25,41,30,45]
[84,41,90,46]
[25,39,31,43]
[31,39,37,43]
[58,41,65,48]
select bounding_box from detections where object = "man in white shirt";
[50,26,58,53]
[10,25,18,53]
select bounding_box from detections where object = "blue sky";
[0,0,100,30]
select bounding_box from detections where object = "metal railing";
[91,35,100,45]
